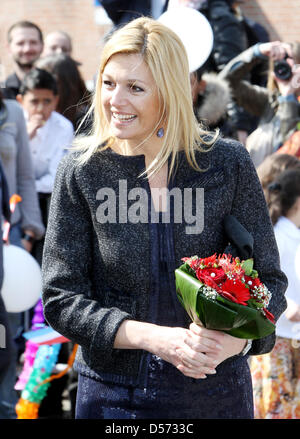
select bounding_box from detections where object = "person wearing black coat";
[42,17,287,419]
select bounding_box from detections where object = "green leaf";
[197,295,239,330]
[241,259,254,276]
[175,268,202,323]
[248,298,264,309]
[215,295,275,339]
[175,265,275,339]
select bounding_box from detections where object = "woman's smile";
[101,53,161,149]
[111,111,137,123]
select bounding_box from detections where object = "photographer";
[219,40,300,168]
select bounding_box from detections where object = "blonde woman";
[42,17,287,419]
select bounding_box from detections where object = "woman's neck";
[112,136,163,161]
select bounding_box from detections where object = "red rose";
[196,267,226,286]
[220,278,251,306]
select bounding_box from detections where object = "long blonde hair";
[74,17,218,178]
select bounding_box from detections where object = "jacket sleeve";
[41,154,132,356]
[277,97,300,143]
[229,143,288,355]
[219,45,270,117]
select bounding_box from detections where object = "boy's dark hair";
[7,20,43,44]
[19,68,58,96]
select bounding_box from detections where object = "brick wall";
[0,0,112,84]
[240,0,300,43]
[0,0,299,84]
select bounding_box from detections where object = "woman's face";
[101,53,161,149]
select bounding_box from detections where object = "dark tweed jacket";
[42,137,287,386]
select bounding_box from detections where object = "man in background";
[3,21,43,99]
[42,31,72,57]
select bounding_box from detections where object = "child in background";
[251,168,300,419]
[17,68,74,264]
[17,68,74,197]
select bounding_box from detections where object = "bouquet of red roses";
[175,253,275,339]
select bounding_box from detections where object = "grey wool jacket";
[42,137,287,386]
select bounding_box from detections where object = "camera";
[274,53,292,80]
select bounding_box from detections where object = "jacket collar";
[98,142,218,186]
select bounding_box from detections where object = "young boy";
[17,68,74,266]
[17,67,74,196]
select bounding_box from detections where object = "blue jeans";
[0,223,23,418]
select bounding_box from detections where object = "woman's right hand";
[150,325,221,379]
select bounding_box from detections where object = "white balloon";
[1,245,42,313]
[158,7,214,72]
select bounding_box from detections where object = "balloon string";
[35,343,78,388]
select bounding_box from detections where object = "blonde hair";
[74,17,218,178]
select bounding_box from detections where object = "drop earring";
[156,127,164,138]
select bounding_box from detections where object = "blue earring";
[157,127,164,138]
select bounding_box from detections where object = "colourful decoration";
[16,343,61,419]
[31,299,45,330]
[14,285,78,419]
[15,340,39,391]
[15,399,40,419]
[15,342,78,419]
[15,300,45,391]
[22,326,70,345]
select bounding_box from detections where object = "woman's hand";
[114,320,221,379]
[188,323,248,368]
[152,325,221,379]
[114,320,247,379]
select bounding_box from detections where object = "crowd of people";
[0,0,300,420]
